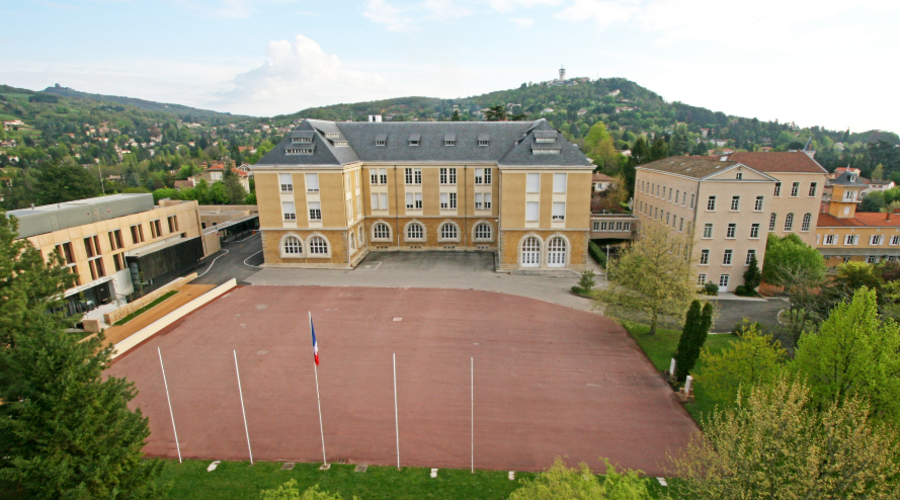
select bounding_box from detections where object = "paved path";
[193,232,263,286]
[247,251,603,313]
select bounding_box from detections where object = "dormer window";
[375,133,387,147]
[290,131,315,144]
[285,147,314,155]
[850,174,857,182]
[478,133,489,147]
[444,133,456,147]
[324,132,340,139]
[333,139,348,147]
[534,130,558,143]
[408,133,421,147]
[291,137,312,144]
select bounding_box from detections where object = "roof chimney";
[368,115,382,122]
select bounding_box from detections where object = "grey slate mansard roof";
[254,118,592,168]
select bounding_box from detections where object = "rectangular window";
[370,168,388,185]
[700,249,710,265]
[774,182,782,196]
[623,222,631,231]
[707,196,716,211]
[130,224,144,244]
[356,193,362,217]
[150,219,161,238]
[380,193,388,210]
[723,250,733,265]
[750,223,760,239]
[719,274,730,288]
[167,216,178,233]
[736,172,743,179]
[690,193,695,209]
[404,168,422,185]
[867,256,878,264]
[379,169,387,184]
[679,217,684,232]
[475,193,484,210]
[844,235,858,245]
[668,188,673,202]
[731,196,740,211]
[666,212,670,225]
[406,193,414,209]
[279,173,293,192]
[871,235,884,245]
[474,168,485,184]
[726,223,736,239]
[308,202,322,221]
[484,193,492,209]
[282,202,296,221]
[825,234,836,245]
[440,168,457,185]
[526,202,539,222]
[703,223,713,239]
[593,221,600,231]
[891,235,900,246]
[414,193,422,209]
[791,181,800,197]
[769,213,777,231]
[552,202,565,221]
[113,253,123,272]
[675,190,680,204]
[371,193,379,210]
[754,196,764,211]
[108,230,119,251]
[526,173,540,193]
[83,236,97,258]
[441,192,449,209]
[809,182,817,197]
[697,274,707,285]
[306,173,319,192]
[746,249,756,266]
[553,173,567,193]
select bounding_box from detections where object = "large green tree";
[0,211,164,499]
[35,161,101,205]
[597,223,695,335]
[222,166,247,205]
[509,458,649,500]
[669,377,900,499]
[583,122,623,173]
[792,287,900,424]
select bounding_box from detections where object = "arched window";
[309,236,328,255]
[801,213,812,232]
[521,236,541,267]
[769,212,777,231]
[358,229,365,246]
[440,222,458,240]
[349,231,355,250]
[548,237,567,267]
[474,222,492,240]
[784,212,794,232]
[373,222,391,240]
[406,222,424,240]
[283,235,302,255]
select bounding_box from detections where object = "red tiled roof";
[817,211,900,228]
[727,151,827,174]
[592,173,616,182]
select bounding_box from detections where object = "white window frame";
[731,196,740,212]
[697,274,707,285]
[526,201,539,222]
[279,173,293,193]
[282,202,296,221]
[474,222,492,241]
[405,222,425,241]
[703,223,713,239]
[750,223,760,239]
[746,249,756,266]
[723,249,733,266]
[439,222,460,242]
[809,182,817,197]
[526,173,540,193]
[801,213,812,232]
[726,223,736,239]
[372,222,391,241]
[280,234,303,257]
[784,213,794,232]
[307,235,330,257]
[553,173,567,193]
[700,249,710,265]
[305,173,319,193]
[707,195,716,211]
[790,181,800,197]
[552,202,566,221]
[754,196,764,211]
[308,202,322,221]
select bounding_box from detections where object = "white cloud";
[217,34,386,115]
[555,0,638,30]
[509,17,534,28]
[489,0,562,14]
[422,0,474,19]
[363,0,420,31]
[212,0,255,19]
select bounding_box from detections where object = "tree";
[597,223,695,335]
[628,136,650,167]
[0,211,164,499]
[674,301,701,381]
[695,323,786,406]
[485,105,506,121]
[222,166,247,204]
[872,163,884,181]
[742,254,761,291]
[859,191,886,212]
[761,233,826,287]
[668,377,900,500]
[509,458,649,500]
[451,109,460,121]
[827,261,883,303]
[649,136,668,161]
[792,287,900,425]
[583,123,623,173]
[34,160,101,204]
[260,481,351,500]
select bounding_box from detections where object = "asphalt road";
[192,232,264,286]
[711,297,787,333]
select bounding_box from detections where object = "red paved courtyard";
[107,286,696,476]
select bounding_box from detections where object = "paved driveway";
[247,251,599,312]
[711,297,787,333]
[193,233,264,286]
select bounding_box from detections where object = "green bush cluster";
[588,241,606,269]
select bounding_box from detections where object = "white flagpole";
[393,352,400,469]
[311,311,327,467]
[233,350,253,464]
[157,347,182,463]
[471,356,474,473]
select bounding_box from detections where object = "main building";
[252,119,594,271]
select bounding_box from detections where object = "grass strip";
[115,290,178,325]
[621,321,738,424]
[157,460,671,500]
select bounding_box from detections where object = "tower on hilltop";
[559,65,566,81]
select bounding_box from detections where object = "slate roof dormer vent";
[409,133,421,147]
[477,133,490,147]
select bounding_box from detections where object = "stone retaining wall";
[103,273,197,325]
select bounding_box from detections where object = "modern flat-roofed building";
[816,171,900,266]
[252,118,594,271]
[634,157,776,292]
[8,194,207,315]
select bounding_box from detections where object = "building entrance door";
[521,237,540,268]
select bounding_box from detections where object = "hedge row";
[589,241,607,269]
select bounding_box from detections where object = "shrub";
[734,285,747,296]
[578,269,596,291]
[588,241,607,269]
[704,282,719,296]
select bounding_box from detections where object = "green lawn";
[115,291,178,325]
[156,460,671,500]
[622,321,738,424]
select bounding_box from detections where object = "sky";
[2,0,899,134]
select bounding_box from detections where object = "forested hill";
[280,76,899,176]
[42,85,243,120]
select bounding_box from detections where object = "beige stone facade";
[253,119,594,271]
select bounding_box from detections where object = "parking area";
[107,285,696,475]
[712,297,787,333]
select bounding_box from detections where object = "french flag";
[310,312,319,366]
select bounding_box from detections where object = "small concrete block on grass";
[280,462,294,470]
[206,461,220,472]
[354,464,368,473]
